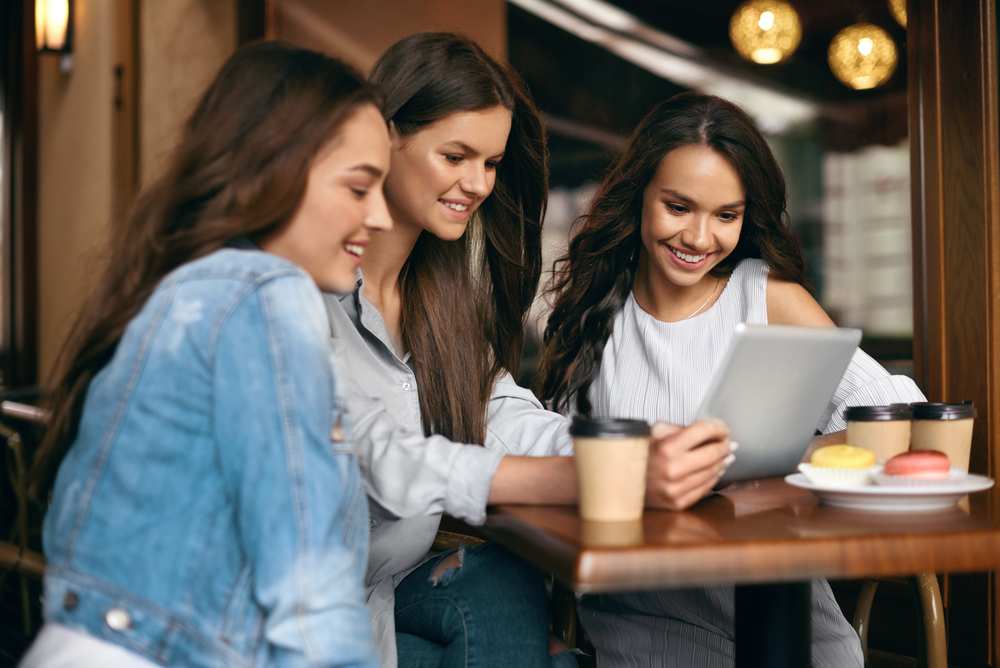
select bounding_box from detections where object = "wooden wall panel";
[910,0,1000,664]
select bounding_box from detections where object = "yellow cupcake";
[811,445,876,468]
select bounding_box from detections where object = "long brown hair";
[539,92,806,415]
[30,41,380,499]
[369,33,547,444]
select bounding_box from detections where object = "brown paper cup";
[571,417,650,522]
[909,403,976,473]
[844,405,912,462]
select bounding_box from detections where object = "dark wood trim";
[909,0,1000,664]
[15,0,39,389]
[237,0,273,45]
[1,0,39,389]
[113,0,140,215]
[0,1,13,387]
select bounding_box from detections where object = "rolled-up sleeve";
[486,373,573,456]
[343,372,505,526]
[818,349,927,433]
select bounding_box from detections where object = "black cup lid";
[570,417,651,438]
[844,405,912,421]
[911,402,977,420]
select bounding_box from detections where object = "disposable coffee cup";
[910,402,976,473]
[844,404,912,463]
[571,417,650,522]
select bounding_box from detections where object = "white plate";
[785,472,995,512]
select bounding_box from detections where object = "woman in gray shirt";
[325,33,734,668]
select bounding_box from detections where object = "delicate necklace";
[683,277,721,321]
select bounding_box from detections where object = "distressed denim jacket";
[42,249,377,668]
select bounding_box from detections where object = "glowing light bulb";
[828,24,898,90]
[729,0,801,65]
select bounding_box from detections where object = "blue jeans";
[394,542,578,668]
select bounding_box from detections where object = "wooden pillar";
[0,0,40,388]
[909,0,1000,663]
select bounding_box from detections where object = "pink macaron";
[883,450,951,480]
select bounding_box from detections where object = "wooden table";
[479,478,1000,667]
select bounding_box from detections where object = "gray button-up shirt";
[324,275,572,668]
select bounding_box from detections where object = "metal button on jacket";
[105,607,132,631]
[62,591,79,611]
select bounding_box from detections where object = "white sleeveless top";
[588,258,924,432]
[577,258,923,668]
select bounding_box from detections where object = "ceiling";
[508,0,910,186]
[611,0,907,103]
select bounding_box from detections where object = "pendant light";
[828,23,898,90]
[729,0,802,65]
[888,0,906,28]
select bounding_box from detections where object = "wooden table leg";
[550,578,577,649]
[735,582,811,668]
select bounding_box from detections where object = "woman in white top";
[539,92,924,667]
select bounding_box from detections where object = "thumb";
[650,421,684,440]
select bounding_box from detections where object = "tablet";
[697,324,862,484]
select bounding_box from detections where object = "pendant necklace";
[683,277,721,321]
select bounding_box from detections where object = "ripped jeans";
[394,541,578,668]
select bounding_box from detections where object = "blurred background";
[5,0,918,391]
[2,1,999,666]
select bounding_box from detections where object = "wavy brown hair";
[30,41,379,499]
[369,33,547,444]
[539,92,806,415]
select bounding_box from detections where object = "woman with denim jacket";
[322,33,733,668]
[21,42,392,668]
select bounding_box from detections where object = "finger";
[671,478,723,510]
[650,421,684,440]
[660,438,732,480]
[656,419,730,455]
[656,475,718,511]
[649,457,727,509]
[663,458,727,499]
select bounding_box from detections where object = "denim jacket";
[42,249,377,668]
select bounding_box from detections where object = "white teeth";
[345,244,364,257]
[442,201,469,212]
[669,247,708,263]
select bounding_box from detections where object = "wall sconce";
[729,0,802,65]
[888,0,906,28]
[828,23,898,90]
[35,0,74,74]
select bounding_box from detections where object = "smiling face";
[260,103,391,293]
[638,144,746,296]
[383,106,512,241]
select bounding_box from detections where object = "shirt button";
[401,382,411,391]
[105,607,132,631]
[62,591,79,611]
[330,414,346,443]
